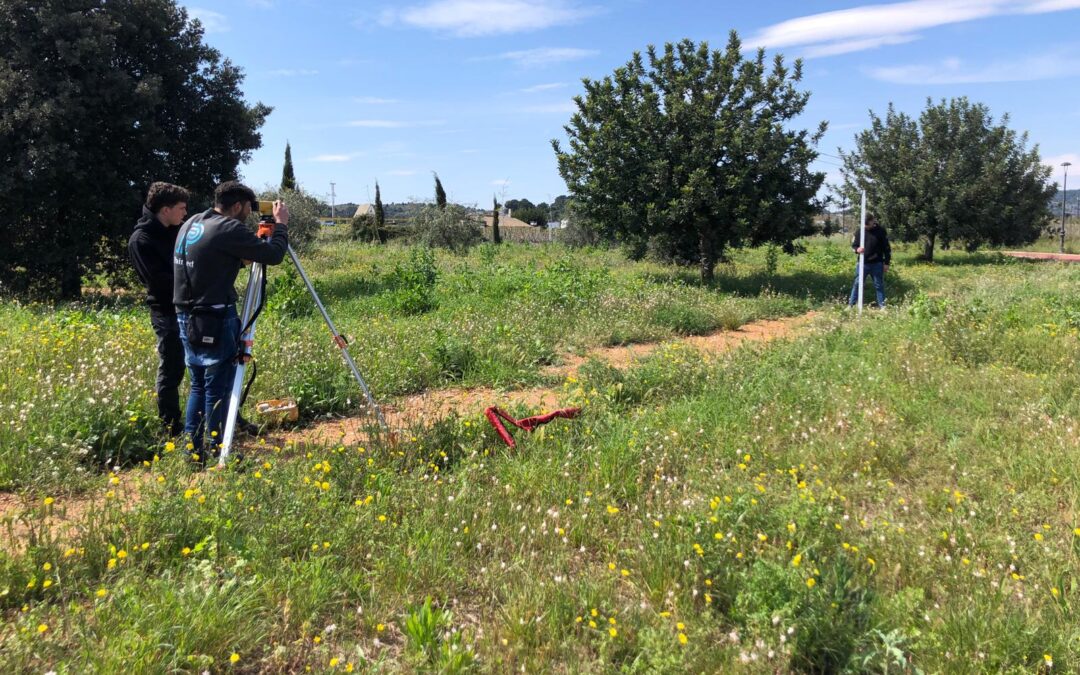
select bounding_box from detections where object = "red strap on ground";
[484,406,582,448]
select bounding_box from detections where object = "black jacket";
[129,205,180,312]
[851,224,891,265]
[173,208,289,310]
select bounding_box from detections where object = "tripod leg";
[219,263,263,466]
[286,246,389,431]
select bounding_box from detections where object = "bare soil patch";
[282,311,818,448]
[1001,251,1080,263]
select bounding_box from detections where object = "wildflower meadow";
[1,235,1078,673]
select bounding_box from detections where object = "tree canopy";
[839,97,1054,260]
[0,0,270,299]
[553,34,825,281]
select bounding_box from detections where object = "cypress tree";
[434,172,447,209]
[374,181,386,243]
[281,141,297,190]
[492,195,501,244]
[374,181,385,229]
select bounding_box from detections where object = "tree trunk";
[920,233,936,262]
[698,226,715,283]
[59,262,82,300]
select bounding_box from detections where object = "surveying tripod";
[218,210,387,467]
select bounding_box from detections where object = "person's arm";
[129,233,172,292]
[882,229,892,268]
[128,235,152,287]
[222,221,289,265]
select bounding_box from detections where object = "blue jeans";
[177,307,240,456]
[848,261,886,308]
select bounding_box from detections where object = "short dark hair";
[146,182,190,213]
[214,181,257,211]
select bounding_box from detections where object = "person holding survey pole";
[847,211,891,309]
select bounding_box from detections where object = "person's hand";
[856,246,865,254]
[273,200,290,225]
[884,264,890,273]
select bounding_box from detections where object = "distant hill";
[1049,188,1080,216]
[317,202,359,218]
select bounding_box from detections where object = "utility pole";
[330,181,336,220]
[1061,162,1072,253]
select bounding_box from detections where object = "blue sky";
[184,0,1080,207]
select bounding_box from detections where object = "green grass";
[2,238,1079,672]
[0,239,847,491]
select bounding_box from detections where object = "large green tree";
[0,0,270,299]
[553,34,825,281]
[281,141,296,190]
[839,98,1054,261]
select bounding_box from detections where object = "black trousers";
[150,308,186,435]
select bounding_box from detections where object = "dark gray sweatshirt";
[173,208,289,310]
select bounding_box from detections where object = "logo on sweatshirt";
[175,222,205,253]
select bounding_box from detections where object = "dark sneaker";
[236,416,260,437]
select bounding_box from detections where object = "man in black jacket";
[129,182,190,435]
[174,181,289,461]
[847,213,891,308]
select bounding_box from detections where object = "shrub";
[350,213,376,242]
[264,265,312,320]
[387,246,438,315]
[411,204,482,252]
[258,186,321,252]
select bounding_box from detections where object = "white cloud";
[346,119,444,128]
[484,47,597,68]
[746,0,1080,57]
[800,34,919,59]
[385,0,597,37]
[521,102,577,114]
[337,58,373,67]
[388,169,419,176]
[267,69,319,77]
[353,97,400,104]
[867,48,1080,83]
[520,82,568,93]
[1021,0,1080,11]
[312,153,363,163]
[1045,153,1080,186]
[492,178,512,187]
[188,8,230,33]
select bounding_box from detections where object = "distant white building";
[353,203,374,218]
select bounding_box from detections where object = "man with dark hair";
[847,212,891,308]
[129,182,191,435]
[174,180,289,463]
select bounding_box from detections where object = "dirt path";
[1001,251,1080,263]
[0,310,818,550]
[277,311,818,448]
